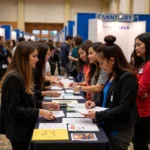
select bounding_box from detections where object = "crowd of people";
[0,32,150,150]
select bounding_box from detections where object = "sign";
[96,14,134,22]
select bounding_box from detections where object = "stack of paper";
[44,96,64,100]
[64,95,84,99]
[74,107,108,114]
[39,123,67,129]
[51,86,63,90]
[51,111,65,118]
[62,118,93,124]
[66,112,84,118]
[67,103,85,108]
[52,100,78,104]
[68,123,99,131]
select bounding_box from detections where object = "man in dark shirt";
[60,35,73,75]
[0,36,8,80]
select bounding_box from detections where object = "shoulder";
[3,71,23,88]
[118,71,137,84]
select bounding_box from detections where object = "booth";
[14,29,21,40]
[67,21,75,37]
[0,28,5,39]
[11,31,17,41]
[1,25,12,40]
[74,13,150,41]
[88,19,146,60]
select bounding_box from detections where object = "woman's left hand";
[83,111,96,119]
[45,102,60,110]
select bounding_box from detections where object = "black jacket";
[0,45,8,70]
[0,71,42,142]
[95,71,139,132]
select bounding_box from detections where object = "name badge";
[2,64,7,69]
[110,95,113,102]
[138,68,143,74]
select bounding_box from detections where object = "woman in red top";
[133,32,150,150]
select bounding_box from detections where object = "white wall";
[119,0,127,13]
[133,0,145,14]
[71,0,102,20]
[108,0,115,13]
[0,0,17,21]
[24,0,64,23]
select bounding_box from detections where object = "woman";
[84,35,138,150]
[34,42,62,101]
[73,42,108,102]
[0,41,59,150]
[5,40,13,64]
[133,32,150,150]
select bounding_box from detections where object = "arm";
[137,62,150,98]
[95,75,137,122]
[74,84,104,93]
[5,76,39,119]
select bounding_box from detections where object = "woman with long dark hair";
[84,35,138,150]
[133,32,150,150]
[0,41,59,150]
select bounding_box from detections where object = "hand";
[48,91,61,97]
[46,102,60,111]
[85,101,96,109]
[73,85,80,92]
[39,109,55,120]
[52,81,64,87]
[69,82,78,87]
[83,111,96,119]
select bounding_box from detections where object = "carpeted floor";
[0,135,11,150]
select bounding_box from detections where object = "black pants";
[108,126,134,150]
[10,140,30,150]
[133,116,150,150]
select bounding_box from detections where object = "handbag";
[66,61,76,73]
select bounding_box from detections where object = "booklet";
[71,133,97,141]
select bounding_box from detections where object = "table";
[28,104,111,150]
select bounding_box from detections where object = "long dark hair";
[134,32,150,69]
[0,41,37,94]
[89,42,103,84]
[77,43,90,72]
[96,35,134,78]
[35,42,49,89]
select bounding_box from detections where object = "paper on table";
[68,123,99,131]
[51,86,63,90]
[71,133,97,141]
[32,129,69,141]
[67,103,85,108]
[64,95,84,99]
[39,123,67,129]
[61,93,74,96]
[74,107,108,114]
[52,100,78,104]
[67,107,75,111]
[44,96,64,100]
[56,91,65,94]
[62,118,93,124]
[51,111,65,118]
[66,113,84,118]
[65,89,74,93]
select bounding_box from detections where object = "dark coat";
[95,71,139,132]
[0,70,42,142]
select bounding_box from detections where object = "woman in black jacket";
[84,35,138,150]
[0,41,59,150]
